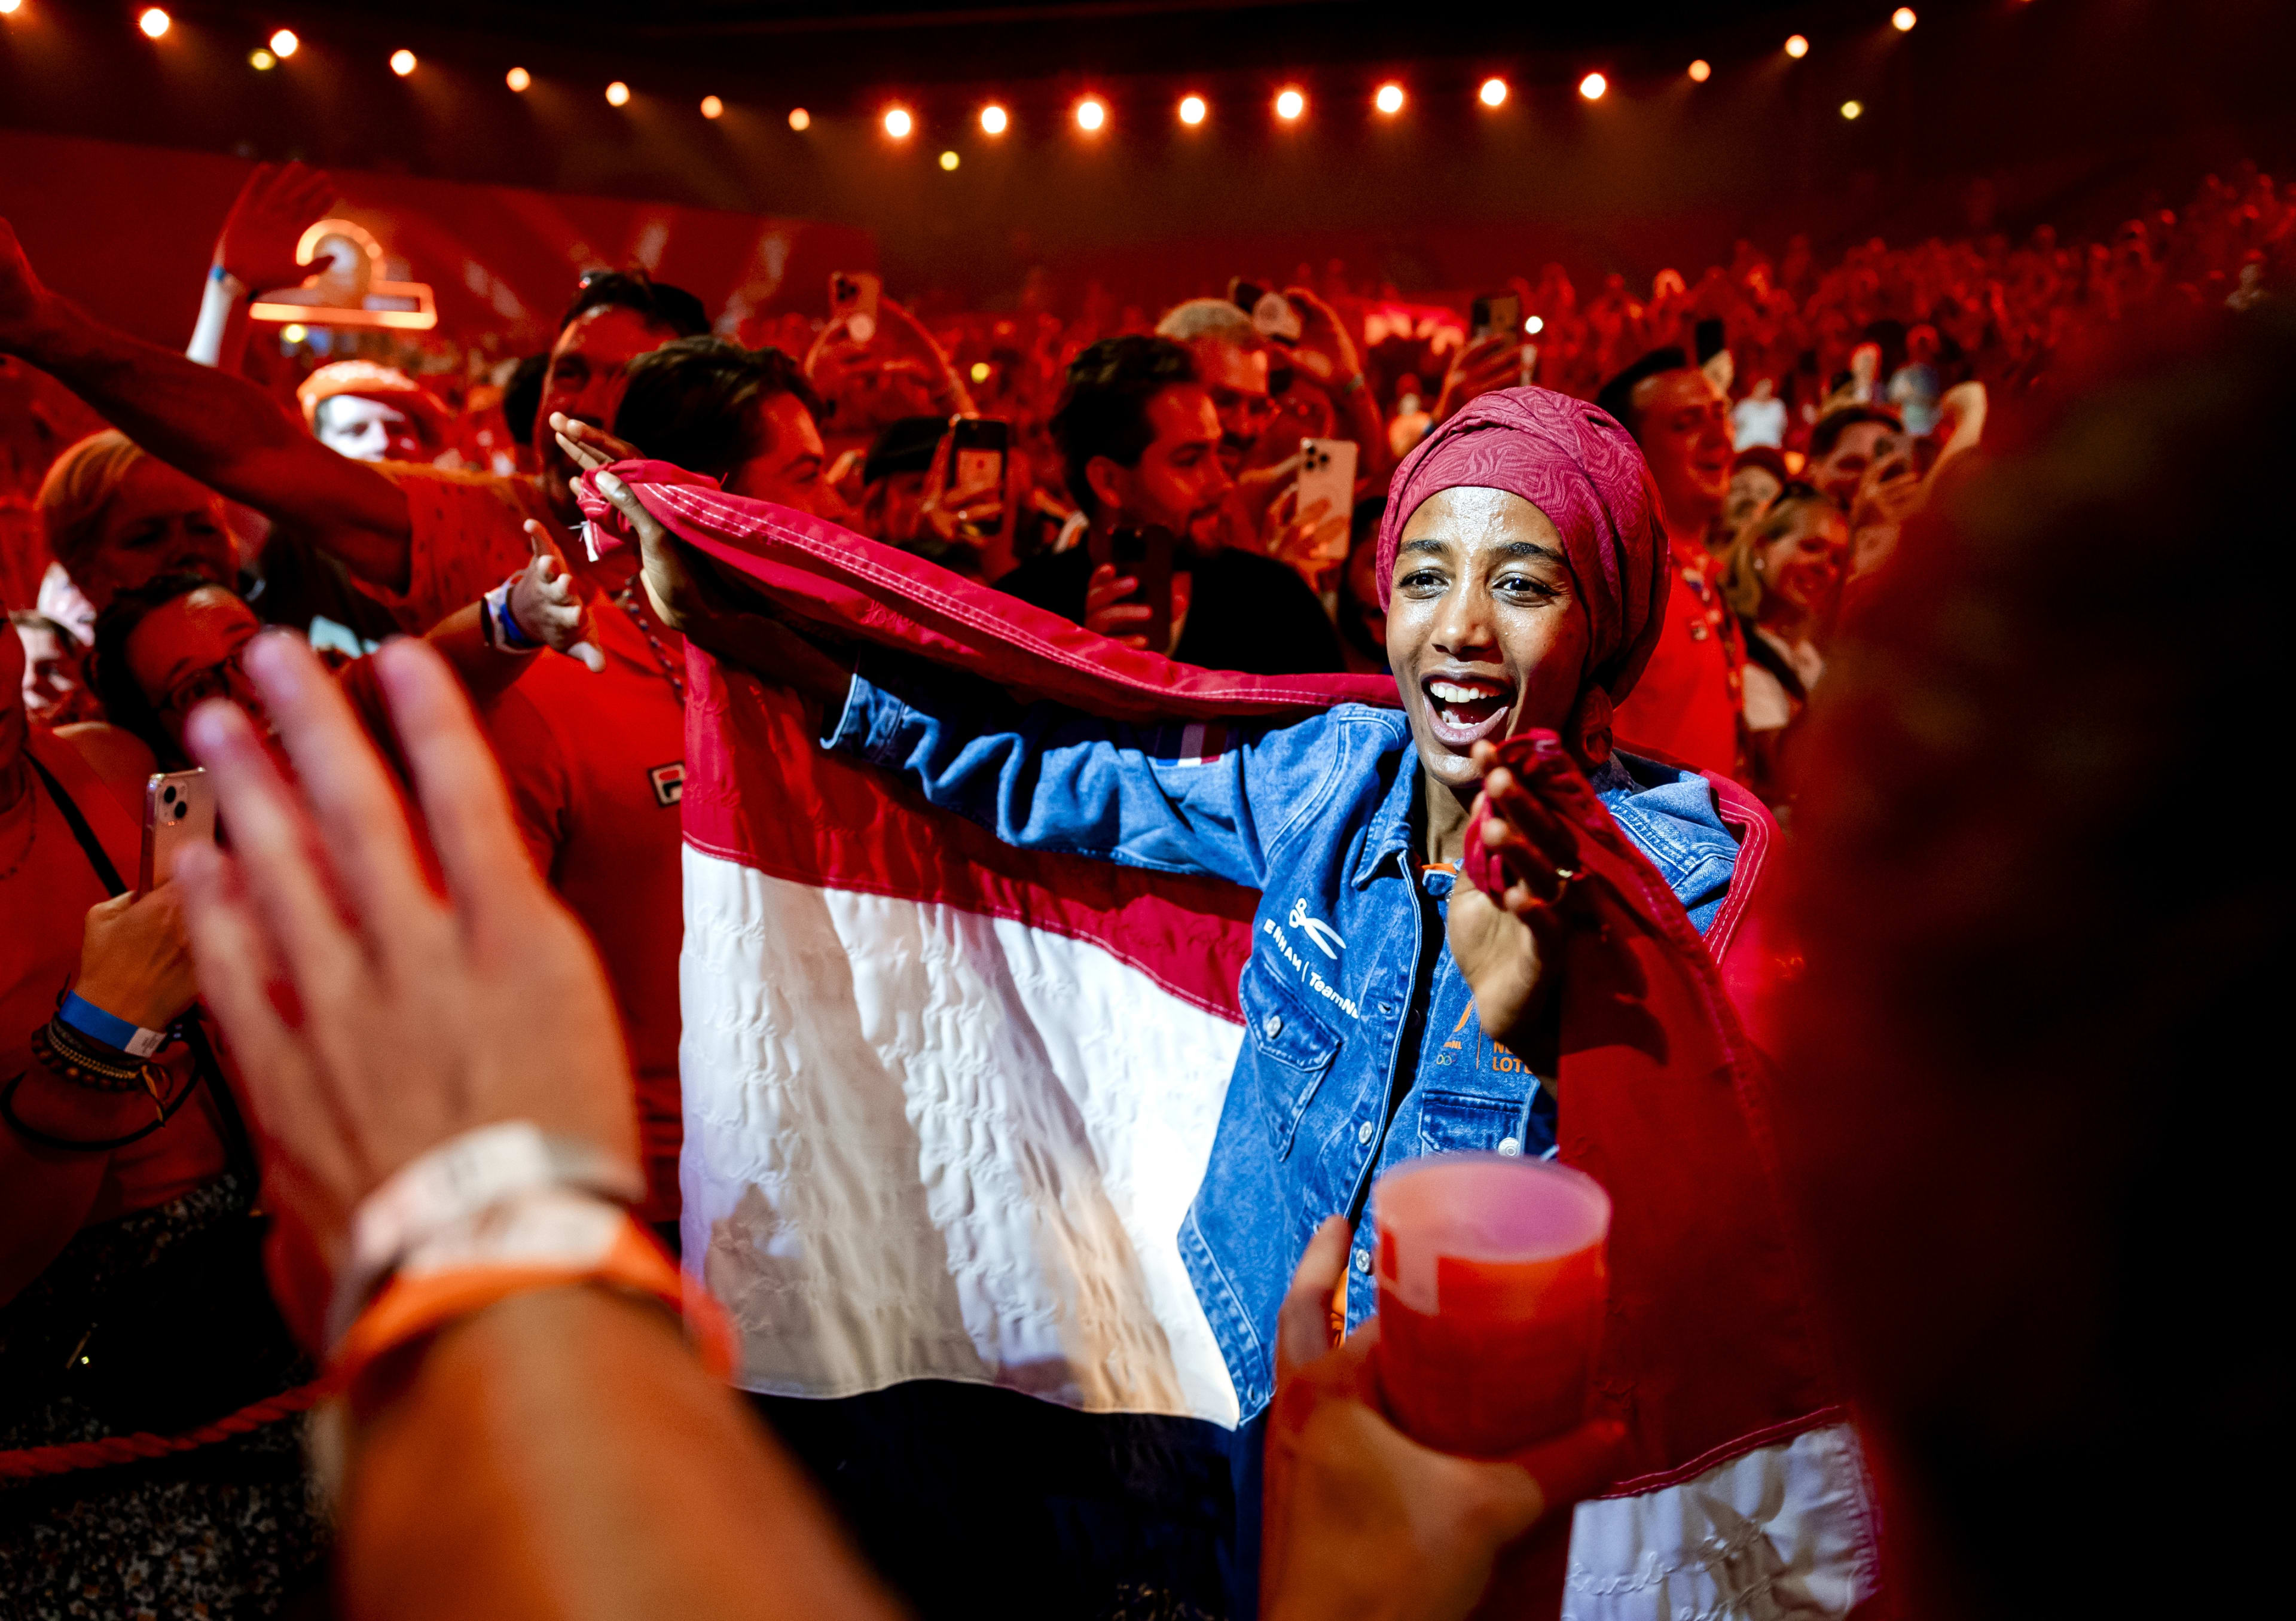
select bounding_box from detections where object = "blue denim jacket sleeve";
[822,660,1354,891]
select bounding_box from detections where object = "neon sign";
[249,218,438,331]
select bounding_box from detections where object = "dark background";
[5,1,2294,306]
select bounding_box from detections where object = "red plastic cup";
[1371,1152,1611,1457]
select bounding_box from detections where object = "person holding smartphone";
[994,335,1345,676]
[0,622,329,1615]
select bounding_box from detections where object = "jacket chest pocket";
[1416,1091,1523,1158]
[1239,955,1342,1158]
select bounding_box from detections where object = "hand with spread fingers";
[510,518,605,672]
[172,632,638,1342]
[213,160,339,294]
[1260,1217,1626,1621]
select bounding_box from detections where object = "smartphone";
[1088,524,1176,654]
[139,768,216,895]
[829,270,881,344]
[1230,278,1302,344]
[1470,292,1523,343]
[1296,437,1359,528]
[948,417,1009,530]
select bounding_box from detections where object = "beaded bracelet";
[30,1018,170,1105]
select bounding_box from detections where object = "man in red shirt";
[493,339,832,1235]
[1593,348,1746,777]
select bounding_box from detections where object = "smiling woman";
[582,370,1859,1612]
[1387,487,1589,790]
[1372,388,1668,865]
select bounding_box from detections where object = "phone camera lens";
[162,786,178,805]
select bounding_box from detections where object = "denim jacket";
[827,661,1740,1422]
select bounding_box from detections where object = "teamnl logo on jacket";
[1262,897,1360,1020]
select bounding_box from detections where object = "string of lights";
[4,5,1921,135]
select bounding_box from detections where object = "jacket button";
[1353,1247,1372,1274]
[1498,1136,1523,1158]
[1261,1013,1283,1039]
[1356,1120,1375,1146]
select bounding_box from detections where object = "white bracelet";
[328,1121,645,1346]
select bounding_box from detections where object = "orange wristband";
[331,1199,736,1397]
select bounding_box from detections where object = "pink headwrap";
[1375,386,1671,703]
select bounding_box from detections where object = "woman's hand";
[1261,1217,1625,1621]
[1446,743,1586,1054]
[173,633,639,1336]
[74,886,198,1031]
[573,451,853,716]
[509,520,604,672]
[549,412,640,475]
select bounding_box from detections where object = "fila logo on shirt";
[649,761,685,807]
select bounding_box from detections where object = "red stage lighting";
[981,104,1008,135]
[1689,59,1712,83]
[390,48,417,77]
[1178,94,1207,126]
[1479,77,1509,108]
[1275,87,1305,121]
[138,8,170,38]
[700,95,724,120]
[883,106,913,139]
[1892,7,1917,30]
[1785,35,1809,59]
[506,66,532,92]
[606,81,631,108]
[1375,83,1405,115]
[1076,96,1107,132]
[789,108,811,131]
[1578,73,1607,102]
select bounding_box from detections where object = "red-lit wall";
[0,128,875,354]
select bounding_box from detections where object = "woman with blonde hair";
[1720,481,1848,804]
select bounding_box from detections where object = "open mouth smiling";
[1421,673,1517,749]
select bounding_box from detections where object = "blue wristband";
[59,991,169,1059]
[490,583,536,650]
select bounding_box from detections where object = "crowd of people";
[0,142,2285,1621]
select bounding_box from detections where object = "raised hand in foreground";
[175,631,638,1329]
[175,632,899,1621]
